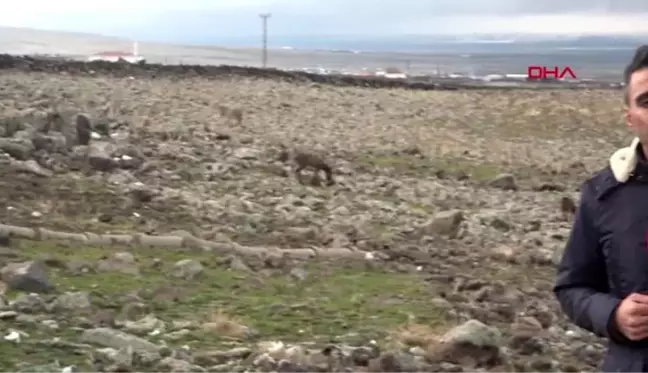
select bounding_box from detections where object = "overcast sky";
[1,0,647,40]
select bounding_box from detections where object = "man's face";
[626,68,648,140]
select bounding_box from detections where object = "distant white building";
[483,74,504,81]
[384,72,408,79]
[381,67,408,79]
[87,41,145,63]
[504,74,529,80]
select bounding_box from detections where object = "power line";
[259,13,271,68]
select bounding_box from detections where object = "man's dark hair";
[624,45,648,105]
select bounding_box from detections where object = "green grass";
[357,153,500,181]
[0,170,205,235]
[0,240,449,371]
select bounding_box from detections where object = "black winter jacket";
[555,142,648,372]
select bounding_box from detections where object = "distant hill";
[0,26,645,55]
[230,33,647,53]
[0,26,264,65]
[0,26,130,56]
[0,26,639,79]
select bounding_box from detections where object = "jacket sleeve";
[553,182,624,340]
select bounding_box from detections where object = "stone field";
[0,56,630,372]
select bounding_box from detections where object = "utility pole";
[259,13,271,68]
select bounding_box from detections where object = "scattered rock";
[76,113,92,146]
[97,252,140,275]
[82,327,162,353]
[489,173,517,191]
[422,210,464,238]
[171,259,204,280]
[49,291,92,312]
[427,319,503,368]
[1,260,54,293]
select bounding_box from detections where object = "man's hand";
[615,293,648,340]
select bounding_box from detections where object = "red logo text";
[526,66,577,80]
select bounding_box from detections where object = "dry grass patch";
[202,310,252,340]
[388,322,444,349]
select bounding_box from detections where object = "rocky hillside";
[0,54,476,90]
[0,54,614,91]
[0,58,630,372]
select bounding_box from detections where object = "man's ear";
[626,110,633,130]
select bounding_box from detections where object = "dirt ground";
[0,62,628,371]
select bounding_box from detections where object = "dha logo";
[527,66,577,80]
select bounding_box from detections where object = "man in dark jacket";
[554,45,648,372]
